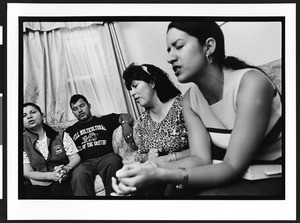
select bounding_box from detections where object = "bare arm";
[119,113,135,143]
[174,149,190,160]
[60,133,81,175]
[23,154,80,183]
[23,163,62,182]
[146,148,190,165]
[63,153,81,172]
[186,70,274,188]
[119,113,134,126]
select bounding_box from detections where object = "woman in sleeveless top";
[112,21,282,196]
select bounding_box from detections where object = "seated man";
[65,94,134,196]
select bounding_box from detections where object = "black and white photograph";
[0,95,2,200]
[0,24,3,201]
[21,19,284,198]
[4,2,298,222]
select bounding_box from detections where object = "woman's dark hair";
[167,20,264,72]
[23,102,43,114]
[123,63,181,103]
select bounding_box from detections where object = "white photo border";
[7,3,296,221]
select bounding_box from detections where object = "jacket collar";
[24,123,59,141]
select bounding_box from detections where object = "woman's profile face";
[23,105,43,130]
[130,80,155,107]
[166,27,206,83]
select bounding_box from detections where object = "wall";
[222,22,282,65]
[118,21,282,94]
[118,22,187,91]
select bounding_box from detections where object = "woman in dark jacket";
[23,102,81,198]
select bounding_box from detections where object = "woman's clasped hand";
[111,162,159,196]
[52,165,71,183]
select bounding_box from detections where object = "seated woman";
[23,102,81,198]
[112,20,282,196]
[112,63,189,195]
[123,63,189,163]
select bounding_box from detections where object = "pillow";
[259,59,281,94]
[112,122,139,164]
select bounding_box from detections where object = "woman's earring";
[206,54,213,64]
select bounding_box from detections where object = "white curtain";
[23,22,140,124]
[24,28,69,124]
[23,22,104,32]
[107,23,143,120]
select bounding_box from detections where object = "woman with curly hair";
[112,63,189,196]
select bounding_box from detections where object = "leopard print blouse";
[135,95,188,160]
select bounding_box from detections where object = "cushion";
[259,59,281,94]
[112,122,139,164]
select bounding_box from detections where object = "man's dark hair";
[69,94,89,108]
